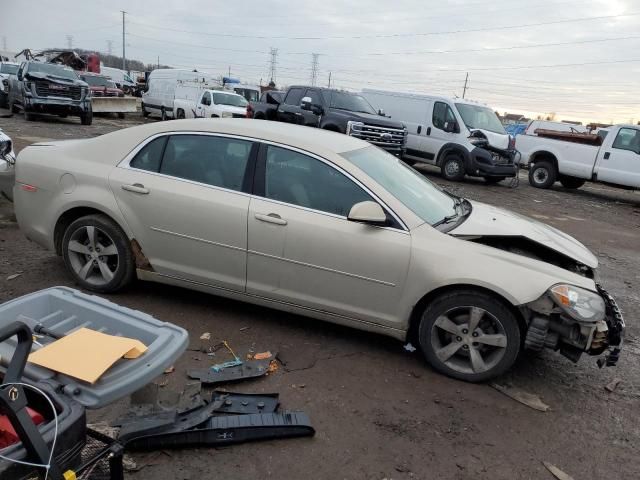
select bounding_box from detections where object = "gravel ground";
[0,112,639,480]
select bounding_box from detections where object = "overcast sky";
[2,0,639,124]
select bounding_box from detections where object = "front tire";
[418,290,521,382]
[80,108,93,125]
[440,154,465,181]
[529,160,556,188]
[176,109,185,119]
[62,214,135,293]
[559,176,585,189]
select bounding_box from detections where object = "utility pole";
[157,56,160,69]
[121,10,126,71]
[66,35,73,50]
[106,40,113,56]
[462,72,469,99]
[327,72,331,88]
[310,53,319,86]
[268,47,278,84]
[228,66,231,77]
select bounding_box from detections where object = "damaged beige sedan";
[12,120,624,381]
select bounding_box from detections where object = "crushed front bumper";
[594,283,625,367]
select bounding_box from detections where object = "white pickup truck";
[173,85,248,120]
[517,124,640,190]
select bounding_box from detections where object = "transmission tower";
[268,47,278,84]
[106,40,113,56]
[66,35,74,49]
[310,53,319,86]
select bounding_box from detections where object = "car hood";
[449,200,598,268]
[334,110,405,129]
[217,105,248,115]
[469,128,510,150]
[24,71,88,87]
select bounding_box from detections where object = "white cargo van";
[100,66,136,93]
[142,69,217,120]
[362,89,517,182]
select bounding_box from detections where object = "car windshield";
[342,146,457,225]
[455,103,505,134]
[0,64,18,75]
[81,75,111,87]
[324,91,377,114]
[27,62,78,81]
[213,92,248,107]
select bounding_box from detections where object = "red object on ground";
[0,408,45,448]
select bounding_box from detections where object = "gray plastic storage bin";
[0,286,189,409]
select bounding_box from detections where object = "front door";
[277,87,306,124]
[424,101,459,161]
[109,133,255,291]
[596,127,640,187]
[246,144,411,327]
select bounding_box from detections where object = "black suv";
[272,86,407,156]
[8,61,92,125]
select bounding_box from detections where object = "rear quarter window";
[130,136,167,172]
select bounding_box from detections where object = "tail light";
[246,104,253,118]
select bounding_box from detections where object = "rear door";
[246,144,411,327]
[277,87,305,124]
[595,127,640,187]
[109,133,257,291]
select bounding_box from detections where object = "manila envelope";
[28,327,147,384]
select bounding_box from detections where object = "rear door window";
[160,135,253,192]
[129,136,167,172]
[284,88,304,106]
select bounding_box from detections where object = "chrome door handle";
[122,183,150,194]
[294,112,303,116]
[255,213,287,225]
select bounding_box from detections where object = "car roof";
[50,119,368,164]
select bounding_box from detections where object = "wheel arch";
[435,143,471,168]
[54,206,129,255]
[406,283,527,344]
[529,150,558,172]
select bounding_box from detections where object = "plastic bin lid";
[0,287,189,409]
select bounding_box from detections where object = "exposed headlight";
[221,111,233,118]
[549,284,605,323]
[346,121,364,135]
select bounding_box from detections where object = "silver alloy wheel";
[67,225,119,286]
[431,306,508,375]
[445,159,460,176]
[533,167,549,185]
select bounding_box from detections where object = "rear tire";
[177,109,185,119]
[418,290,521,382]
[401,156,417,166]
[528,160,556,188]
[440,154,465,181]
[161,107,167,121]
[559,176,585,189]
[61,214,135,293]
[117,112,125,119]
[141,103,149,117]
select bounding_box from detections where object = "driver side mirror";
[301,96,323,115]
[347,201,387,225]
[443,121,460,134]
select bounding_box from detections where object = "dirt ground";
[0,112,639,480]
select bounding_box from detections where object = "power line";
[126,12,640,40]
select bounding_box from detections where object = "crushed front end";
[522,282,624,367]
